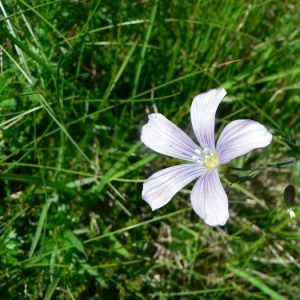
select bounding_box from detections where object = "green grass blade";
[103,37,139,105]
[43,277,60,300]
[0,174,79,195]
[0,76,12,94]
[0,206,29,234]
[66,286,76,300]
[29,194,58,257]
[65,230,88,259]
[132,0,159,96]
[0,45,33,84]
[18,0,71,48]
[0,24,55,75]
[84,208,191,245]
[229,267,287,300]
[111,153,157,181]
[97,141,142,193]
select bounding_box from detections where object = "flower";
[287,208,295,218]
[141,88,273,226]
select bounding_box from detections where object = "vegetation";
[0,0,299,299]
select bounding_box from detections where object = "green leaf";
[97,141,142,193]
[65,177,97,188]
[267,157,296,168]
[66,286,76,300]
[0,24,55,75]
[0,206,29,235]
[0,98,16,107]
[0,174,79,195]
[132,0,159,96]
[29,194,58,257]
[111,153,157,181]
[102,37,140,106]
[43,277,60,300]
[229,267,287,300]
[0,77,12,94]
[65,230,88,259]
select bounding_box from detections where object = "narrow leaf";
[43,277,60,300]
[229,267,287,300]
[0,24,55,75]
[0,174,79,195]
[111,153,157,180]
[0,77,12,94]
[29,194,58,257]
[65,230,88,259]
[97,141,142,193]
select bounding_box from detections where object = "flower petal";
[191,168,229,226]
[191,88,227,150]
[216,119,272,165]
[143,164,207,211]
[141,113,199,162]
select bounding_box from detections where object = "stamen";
[192,148,219,171]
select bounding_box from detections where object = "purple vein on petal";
[141,113,199,162]
[191,88,226,150]
[191,168,229,226]
[217,119,273,165]
[142,164,207,211]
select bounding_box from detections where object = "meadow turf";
[0,0,300,299]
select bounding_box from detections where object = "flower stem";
[228,157,296,172]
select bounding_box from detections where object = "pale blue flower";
[141,88,272,226]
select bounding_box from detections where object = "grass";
[0,0,300,299]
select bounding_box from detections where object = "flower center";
[192,148,219,171]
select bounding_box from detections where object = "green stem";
[228,158,296,172]
[228,166,266,171]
